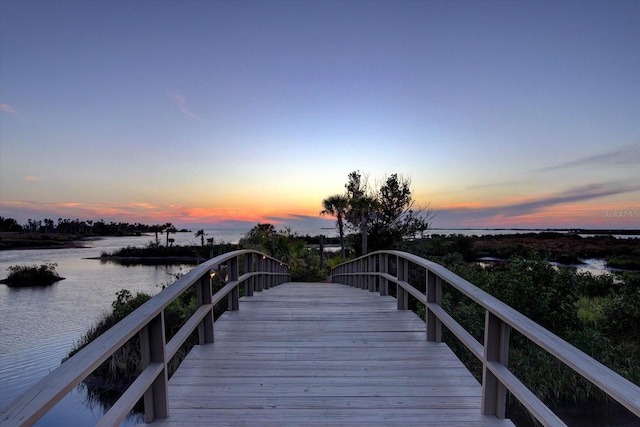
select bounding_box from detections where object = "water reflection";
[0,234,194,425]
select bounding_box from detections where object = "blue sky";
[1,0,638,230]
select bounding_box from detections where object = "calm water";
[0,230,249,425]
[0,228,622,425]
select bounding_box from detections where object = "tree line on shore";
[0,216,188,238]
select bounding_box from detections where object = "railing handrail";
[330,250,640,426]
[0,249,290,426]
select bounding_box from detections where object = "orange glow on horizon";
[2,196,637,230]
[0,199,327,228]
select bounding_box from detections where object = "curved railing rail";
[0,249,290,427]
[330,250,640,426]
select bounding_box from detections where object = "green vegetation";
[66,270,230,393]
[238,224,339,282]
[1,263,64,287]
[415,232,640,270]
[605,255,640,270]
[401,238,640,414]
[100,241,239,265]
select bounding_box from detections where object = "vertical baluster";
[268,260,274,289]
[140,312,169,422]
[353,261,358,287]
[228,257,239,311]
[368,255,376,292]
[426,270,442,342]
[482,312,511,418]
[379,253,388,296]
[264,256,271,289]
[246,253,254,296]
[397,256,408,310]
[196,275,214,344]
[257,256,265,292]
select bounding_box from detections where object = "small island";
[0,263,65,287]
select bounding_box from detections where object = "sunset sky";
[1,0,638,231]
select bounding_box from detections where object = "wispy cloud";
[537,144,640,171]
[1,103,18,114]
[494,182,637,218]
[24,176,40,183]
[435,181,639,228]
[169,93,205,122]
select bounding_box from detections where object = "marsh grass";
[606,255,640,270]
[575,296,606,328]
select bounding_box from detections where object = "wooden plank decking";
[148,282,515,426]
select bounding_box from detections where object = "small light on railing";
[210,269,216,279]
[262,255,266,260]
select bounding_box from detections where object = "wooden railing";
[0,250,290,427]
[330,250,640,426]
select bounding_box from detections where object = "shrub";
[1,263,64,286]
[600,272,640,344]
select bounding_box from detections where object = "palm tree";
[195,229,205,246]
[346,195,377,256]
[149,224,163,245]
[164,223,177,247]
[321,194,349,259]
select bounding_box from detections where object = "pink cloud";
[169,93,205,122]
[1,103,18,114]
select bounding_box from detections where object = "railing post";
[379,253,388,296]
[228,257,239,311]
[280,263,287,285]
[246,253,254,296]
[139,311,169,422]
[482,311,511,418]
[397,256,408,310]
[196,275,214,344]
[368,255,375,292]
[363,258,368,289]
[257,256,265,291]
[426,270,442,342]
[354,260,358,287]
[275,262,281,286]
[268,260,274,289]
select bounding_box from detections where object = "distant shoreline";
[1,228,638,252]
[428,228,640,235]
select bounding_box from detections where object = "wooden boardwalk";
[148,282,515,426]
